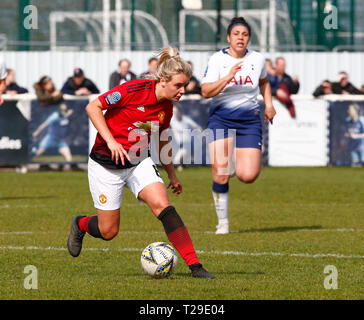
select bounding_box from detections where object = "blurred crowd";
[1,55,363,112]
[0,56,202,107]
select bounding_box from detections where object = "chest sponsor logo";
[228,75,254,86]
[133,121,160,132]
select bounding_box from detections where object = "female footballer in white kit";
[201,17,276,234]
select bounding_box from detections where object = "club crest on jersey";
[158,111,165,124]
[99,194,107,204]
[105,91,121,105]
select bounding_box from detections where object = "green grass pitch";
[0,166,363,300]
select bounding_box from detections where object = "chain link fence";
[0,0,363,51]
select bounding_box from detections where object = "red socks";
[78,216,92,233]
[78,215,104,239]
[167,225,200,266]
[158,206,200,266]
[78,207,201,267]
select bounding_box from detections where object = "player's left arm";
[259,77,276,124]
[158,131,182,195]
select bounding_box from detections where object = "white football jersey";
[201,48,267,115]
[0,55,7,80]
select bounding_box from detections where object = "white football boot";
[215,223,230,235]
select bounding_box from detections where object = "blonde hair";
[147,47,192,82]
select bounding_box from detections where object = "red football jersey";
[90,79,173,169]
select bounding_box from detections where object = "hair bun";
[158,47,179,66]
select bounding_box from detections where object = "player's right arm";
[33,120,49,137]
[201,61,242,98]
[0,79,5,106]
[86,98,130,165]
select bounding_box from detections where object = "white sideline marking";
[0,245,363,259]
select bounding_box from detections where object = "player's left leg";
[58,146,72,162]
[58,145,73,171]
[129,157,214,278]
[234,147,261,184]
[138,182,214,279]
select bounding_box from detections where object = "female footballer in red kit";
[67,47,214,279]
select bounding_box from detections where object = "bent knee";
[213,175,230,185]
[236,171,260,184]
[153,200,173,217]
[99,226,119,241]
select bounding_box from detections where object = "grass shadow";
[0,196,57,201]
[235,225,322,233]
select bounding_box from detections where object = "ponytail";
[148,47,192,82]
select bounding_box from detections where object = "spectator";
[346,103,364,166]
[332,71,361,95]
[275,57,299,118]
[313,80,332,98]
[0,54,7,106]
[139,57,158,79]
[5,69,28,94]
[109,59,137,89]
[185,61,201,95]
[34,76,63,106]
[61,68,100,96]
[361,84,364,94]
[265,58,279,96]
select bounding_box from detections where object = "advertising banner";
[0,99,29,165]
[329,101,364,166]
[29,100,89,165]
[268,98,329,166]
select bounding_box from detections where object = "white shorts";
[88,156,164,210]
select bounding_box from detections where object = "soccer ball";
[141,242,178,278]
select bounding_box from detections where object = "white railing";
[1,94,364,168]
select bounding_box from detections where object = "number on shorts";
[152,164,161,178]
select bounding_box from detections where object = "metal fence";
[1,0,363,52]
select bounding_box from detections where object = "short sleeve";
[98,85,127,109]
[201,54,220,84]
[260,58,268,79]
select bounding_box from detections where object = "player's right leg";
[208,136,234,234]
[67,157,124,257]
[67,209,120,257]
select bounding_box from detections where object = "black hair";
[227,17,251,36]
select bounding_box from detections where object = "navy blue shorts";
[207,109,262,150]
